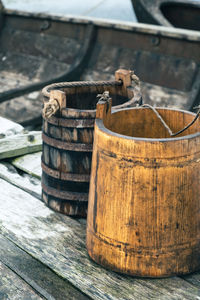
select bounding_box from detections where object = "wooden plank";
[11,152,42,179]
[0,131,42,160]
[0,261,43,300]
[0,116,24,138]
[182,273,200,288]
[0,0,3,36]
[0,235,90,300]
[0,178,199,300]
[0,162,41,199]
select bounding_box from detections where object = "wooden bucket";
[41,69,141,217]
[86,98,200,277]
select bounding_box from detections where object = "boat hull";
[0,9,200,126]
[131,0,200,31]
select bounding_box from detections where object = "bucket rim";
[60,97,137,116]
[96,106,200,142]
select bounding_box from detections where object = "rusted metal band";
[42,132,93,152]
[45,116,95,128]
[42,181,88,202]
[41,161,90,182]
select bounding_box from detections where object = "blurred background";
[3,0,138,22]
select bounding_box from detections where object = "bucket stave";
[42,114,92,216]
[86,99,200,277]
[41,69,142,217]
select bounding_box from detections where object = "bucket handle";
[141,104,200,137]
[42,69,141,119]
[96,96,200,138]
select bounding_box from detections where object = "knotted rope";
[43,97,60,119]
[42,73,141,119]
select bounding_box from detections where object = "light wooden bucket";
[86,98,200,277]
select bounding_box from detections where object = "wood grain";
[41,69,140,217]
[0,131,42,159]
[0,261,43,300]
[0,116,24,138]
[0,178,199,299]
[0,235,89,300]
[0,162,41,199]
[182,272,200,289]
[11,151,42,179]
[87,103,200,277]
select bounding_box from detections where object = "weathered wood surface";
[0,131,42,159]
[0,8,200,129]
[0,116,24,138]
[42,69,140,217]
[131,0,200,31]
[11,151,42,179]
[0,0,4,29]
[0,118,41,198]
[0,235,89,300]
[0,178,200,299]
[0,162,41,199]
[0,261,43,300]
[184,273,200,288]
[87,102,200,277]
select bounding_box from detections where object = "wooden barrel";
[86,99,200,277]
[41,69,141,217]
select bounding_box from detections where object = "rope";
[42,80,123,98]
[97,91,111,103]
[171,108,200,137]
[42,72,141,119]
[43,98,60,119]
[141,104,200,137]
[142,104,173,136]
[131,72,140,86]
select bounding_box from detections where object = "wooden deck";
[1,118,200,299]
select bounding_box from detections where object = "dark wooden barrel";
[41,69,141,217]
[87,99,200,276]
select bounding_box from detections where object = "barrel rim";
[61,97,136,116]
[96,107,200,142]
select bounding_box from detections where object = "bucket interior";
[62,88,128,110]
[160,2,200,31]
[59,84,130,110]
[104,108,200,139]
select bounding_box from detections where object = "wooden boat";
[131,0,200,31]
[1,3,200,126]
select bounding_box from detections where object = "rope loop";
[42,80,123,98]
